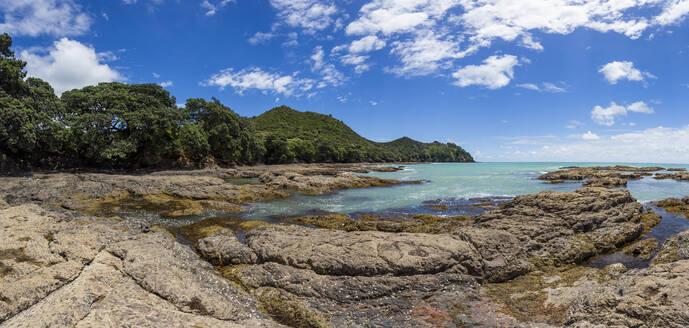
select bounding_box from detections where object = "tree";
[61,82,185,166]
[0,34,65,166]
[185,98,262,164]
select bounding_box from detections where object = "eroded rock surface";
[0,166,675,327]
[539,166,663,188]
[246,225,483,277]
[0,205,278,327]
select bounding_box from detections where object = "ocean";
[241,162,689,220]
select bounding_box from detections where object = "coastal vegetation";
[0,34,473,171]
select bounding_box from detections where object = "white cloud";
[598,61,655,84]
[159,81,173,87]
[654,0,689,25]
[348,35,386,53]
[152,72,161,78]
[591,101,654,126]
[517,82,567,93]
[200,0,233,15]
[627,101,655,113]
[504,126,689,164]
[248,32,275,45]
[581,131,600,140]
[203,67,315,97]
[0,0,91,37]
[270,0,338,32]
[566,120,585,129]
[389,31,467,76]
[310,46,346,86]
[346,0,460,36]
[517,83,540,91]
[369,100,378,106]
[338,0,689,81]
[20,38,122,95]
[452,55,520,89]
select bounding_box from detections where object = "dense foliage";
[253,106,474,164]
[0,34,472,171]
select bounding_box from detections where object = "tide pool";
[241,162,689,220]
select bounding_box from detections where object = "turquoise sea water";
[241,162,689,220]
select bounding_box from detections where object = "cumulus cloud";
[654,0,689,25]
[345,0,459,36]
[0,0,91,37]
[203,67,315,96]
[270,0,338,32]
[452,55,520,89]
[581,131,600,140]
[20,38,122,95]
[159,81,173,87]
[348,35,386,53]
[598,61,655,84]
[335,0,689,80]
[389,31,467,76]
[591,101,654,126]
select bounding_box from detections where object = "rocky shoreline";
[1,164,689,327]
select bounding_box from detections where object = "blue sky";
[3,0,689,163]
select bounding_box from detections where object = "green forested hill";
[252,106,474,164]
[0,33,472,171]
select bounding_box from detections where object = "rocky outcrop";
[258,172,423,194]
[653,230,689,264]
[198,233,258,265]
[0,166,671,327]
[0,165,419,221]
[469,188,649,280]
[245,225,483,277]
[654,171,689,181]
[539,166,663,188]
[0,205,279,327]
[564,232,689,328]
[582,177,628,188]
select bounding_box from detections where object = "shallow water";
[241,162,689,220]
[589,205,689,269]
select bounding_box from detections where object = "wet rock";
[246,225,483,277]
[539,166,657,187]
[667,168,687,172]
[623,238,658,259]
[471,188,648,280]
[198,233,258,265]
[363,166,405,172]
[654,171,689,181]
[582,177,627,188]
[653,230,689,264]
[655,197,689,218]
[258,172,422,195]
[563,230,689,327]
